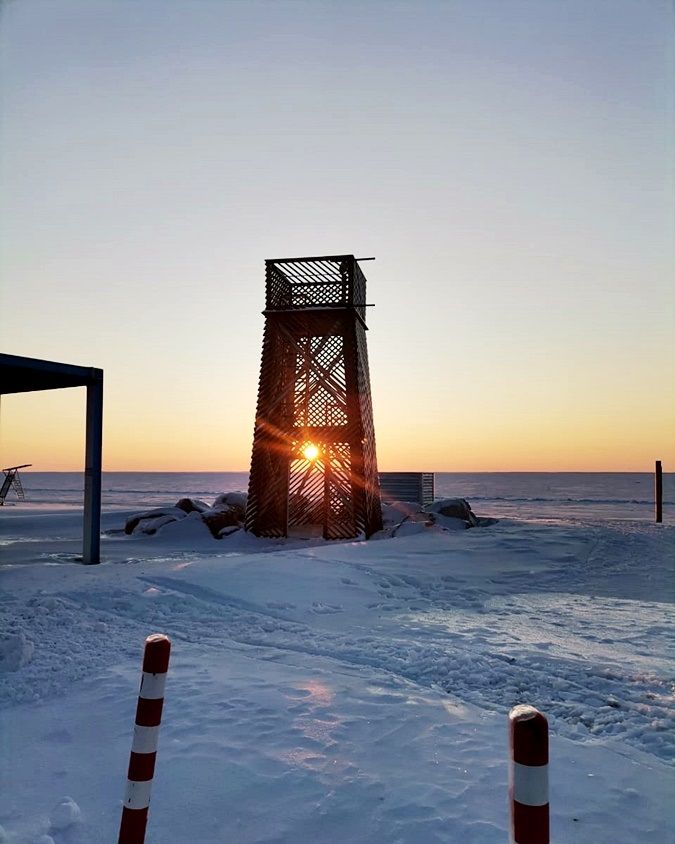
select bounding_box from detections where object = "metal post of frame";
[83,370,104,564]
[0,354,106,564]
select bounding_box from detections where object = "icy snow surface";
[0,503,673,843]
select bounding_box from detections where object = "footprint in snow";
[311,602,343,614]
[285,687,313,698]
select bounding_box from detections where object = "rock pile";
[124,492,247,539]
[381,497,497,537]
[124,493,495,541]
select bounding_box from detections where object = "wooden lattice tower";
[246,255,383,539]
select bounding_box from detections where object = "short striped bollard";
[119,634,171,844]
[509,705,549,844]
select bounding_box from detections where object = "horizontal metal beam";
[0,353,103,394]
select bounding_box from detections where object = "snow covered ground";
[1,501,673,843]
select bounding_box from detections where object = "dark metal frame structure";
[0,464,31,505]
[0,353,103,564]
[246,255,383,539]
[379,472,435,508]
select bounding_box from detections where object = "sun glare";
[302,443,320,461]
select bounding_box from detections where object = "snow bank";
[0,502,673,842]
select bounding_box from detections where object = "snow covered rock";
[379,498,496,536]
[124,494,248,539]
[49,797,81,830]
[379,501,435,537]
[124,506,187,535]
[0,824,8,842]
[175,497,211,515]
[0,632,34,672]
[211,492,247,513]
[429,498,478,526]
[429,498,498,527]
[218,525,241,538]
[135,514,179,535]
[381,500,428,525]
[202,510,241,537]
[202,492,247,537]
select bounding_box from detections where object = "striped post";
[509,705,549,844]
[119,634,171,844]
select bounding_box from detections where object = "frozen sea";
[7,470,674,522]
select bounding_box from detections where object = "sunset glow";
[302,444,320,462]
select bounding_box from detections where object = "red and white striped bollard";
[119,633,171,844]
[509,704,549,844]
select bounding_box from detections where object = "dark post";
[655,460,663,524]
[83,371,104,563]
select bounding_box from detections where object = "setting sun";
[302,444,320,461]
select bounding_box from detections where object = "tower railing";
[265,256,367,321]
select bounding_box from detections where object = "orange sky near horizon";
[1,382,672,473]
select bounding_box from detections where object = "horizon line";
[14,468,670,474]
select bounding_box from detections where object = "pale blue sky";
[1,0,673,470]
